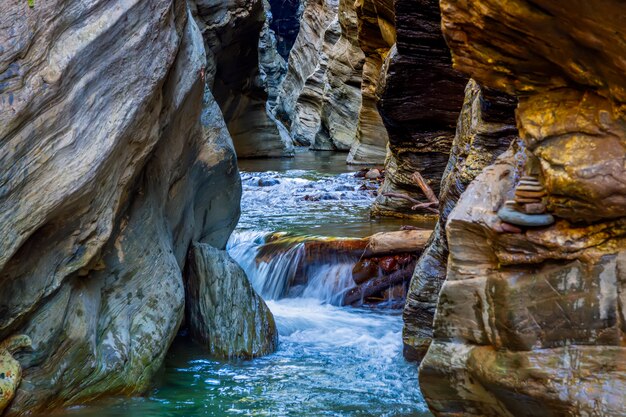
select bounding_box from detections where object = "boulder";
[186,244,277,358]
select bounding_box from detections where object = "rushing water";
[49,152,432,417]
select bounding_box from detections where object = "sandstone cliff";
[273,0,340,143]
[193,0,293,158]
[346,0,394,165]
[403,80,517,361]
[0,1,274,414]
[371,0,467,218]
[288,0,365,151]
[420,1,626,415]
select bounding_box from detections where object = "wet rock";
[258,178,280,187]
[186,244,277,358]
[0,3,242,413]
[364,168,382,179]
[334,185,355,192]
[403,80,517,362]
[371,0,467,219]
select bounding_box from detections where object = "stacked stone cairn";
[497,174,555,228]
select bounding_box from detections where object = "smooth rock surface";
[273,0,340,143]
[403,80,517,361]
[186,244,277,358]
[193,0,294,158]
[0,2,242,414]
[346,0,394,165]
[371,0,467,218]
[497,206,554,227]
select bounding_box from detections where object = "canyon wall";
[306,0,365,151]
[267,0,303,60]
[403,80,517,361]
[371,0,466,218]
[0,1,274,414]
[193,0,293,158]
[420,1,626,415]
[272,0,339,142]
[347,0,394,165]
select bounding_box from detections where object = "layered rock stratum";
[371,0,466,218]
[346,0,394,165]
[273,0,340,142]
[0,1,275,414]
[420,1,626,415]
[403,79,517,361]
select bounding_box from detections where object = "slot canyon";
[0,0,624,416]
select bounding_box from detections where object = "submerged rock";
[186,244,278,358]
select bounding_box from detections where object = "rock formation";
[186,244,277,358]
[0,1,273,414]
[259,1,289,108]
[371,0,467,218]
[289,0,365,151]
[267,0,303,60]
[346,0,394,165]
[193,0,294,158]
[403,80,517,361]
[273,0,340,142]
[0,336,31,414]
[420,1,626,415]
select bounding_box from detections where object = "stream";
[53,152,433,417]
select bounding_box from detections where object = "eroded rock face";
[347,0,394,165]
[403,80,517,361]
[273,0,339,142]
[371,0,467,218]
[285,0,364,151]
[420,1,626,415]
[0,1,242,414]
[186,244,277,358]
[267,0,303,60]
[193,0,294,158]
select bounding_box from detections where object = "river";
[50,151,433,417]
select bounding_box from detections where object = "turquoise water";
[49,152,432,417]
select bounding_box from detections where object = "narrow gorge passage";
[46,152,433,417]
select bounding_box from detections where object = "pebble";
[365,169,382,179]
[497,206,555,227]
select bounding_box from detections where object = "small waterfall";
[228,231,358,305]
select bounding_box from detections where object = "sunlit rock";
[420,1,626,414]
